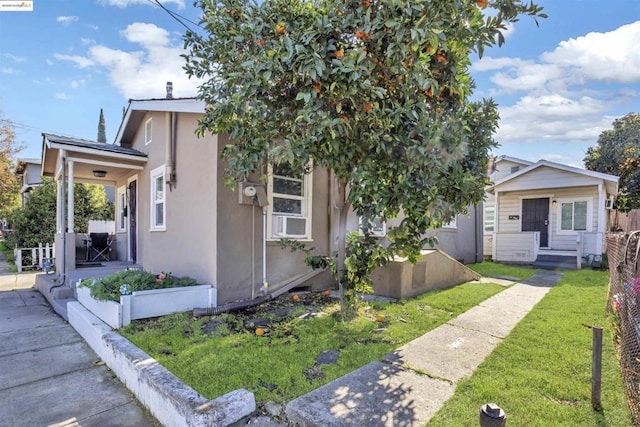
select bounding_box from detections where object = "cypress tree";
[97,108,106,143]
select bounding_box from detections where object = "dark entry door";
[128,180,137,263]
[522,198,549,247]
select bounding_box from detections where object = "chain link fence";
[606,231,640,424]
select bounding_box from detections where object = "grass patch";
[467,261,537,280]
[428,269,632,426]
[120,281,504,403]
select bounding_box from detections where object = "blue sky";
[1,0,639,168]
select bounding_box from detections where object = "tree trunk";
[336,179,350,315]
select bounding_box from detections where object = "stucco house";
[41,91,482,304]
[484,155,619,268]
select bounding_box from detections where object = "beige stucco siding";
[115,112,218,285]
[215,135,332,304]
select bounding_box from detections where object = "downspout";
[262,206,268,294]
[165,112,174,190]
[475,203,481,263]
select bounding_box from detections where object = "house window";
[442,216,457,229]
[150,165,166,230]
[145,118,152,145]
[268,162,312,239]
[359,216,386,237]
[484,206,495,232]
[117,186,126,232]
[560,200,588,232]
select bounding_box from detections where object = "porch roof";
[41,133,148,185]
[487,159,619,196]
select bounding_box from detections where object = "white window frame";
[144,118,152,145]
[117,185,127,232]
[150,165,166,231]
[358,216,387,237]
[556,198,592,234]
[442,216,457,229]
[484,206,495,232]
[266,163,313,240]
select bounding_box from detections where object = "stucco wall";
[215,135,333,303]
[114,112,218,285]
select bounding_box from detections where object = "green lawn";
[428,269,632,426]
[121,278,511,403]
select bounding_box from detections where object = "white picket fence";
[13,243,55,273]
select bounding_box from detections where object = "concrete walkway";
[0,283,158,426]
[286,270,563,426]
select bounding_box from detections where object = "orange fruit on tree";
[364,102,373,112]
[355,31,364,39]
[313,84,321,94]
[324,289,331,296]
[292,294,300,301]
[255,327,265,336]
[476,0,487,8]
[276,24,285,34]
[335,50,344,58]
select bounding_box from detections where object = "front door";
[128,179,137,263]
[522,198,549,247]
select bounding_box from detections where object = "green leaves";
[184,0,545,311]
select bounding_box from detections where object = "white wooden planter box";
[76,282,217,329]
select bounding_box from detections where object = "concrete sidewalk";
[0,285,158,426]
[286,270,563,426]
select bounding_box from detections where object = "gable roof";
[115,97,206,146]
[14,158,41,175]
[488,159,619,195]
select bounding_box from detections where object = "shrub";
[79,269,197,302]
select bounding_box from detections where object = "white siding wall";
[496,186,601,252]
[497,167,602,193]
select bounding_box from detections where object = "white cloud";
[71,80,86,88]
[54,53,95,68]
[495,94,613,144]
[83,22,200,99]
[88,24,99,31]
[99,0,185,8]
[541,22,640,84]
[57,16,79,26]
[46,59,53,66]
[4,53,26,63]
[55,93,69,100]
[1,67,14,74]
[81,38,96,45]
[474,21,640,150]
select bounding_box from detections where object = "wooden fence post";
[592,326,603,410]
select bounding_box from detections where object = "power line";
[147,0,204,33]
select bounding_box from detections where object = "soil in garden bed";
[201,291,335,336]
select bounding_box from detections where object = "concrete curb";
[68,301,256,426]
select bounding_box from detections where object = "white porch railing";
[13,243,55,273]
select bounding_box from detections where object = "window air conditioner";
[605,197,614,210]
[274,215,307,237]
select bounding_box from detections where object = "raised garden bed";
[76,270,217,329]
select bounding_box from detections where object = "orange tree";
[184,0,545,315]
[584,113,640,211]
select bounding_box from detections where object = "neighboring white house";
[485,156,619,266]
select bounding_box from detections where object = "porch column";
[67,160,75,233]
[492,191,500,260]
[56,179,62,233]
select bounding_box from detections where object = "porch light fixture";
[552,200,557,208]
[93,170,107,178]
